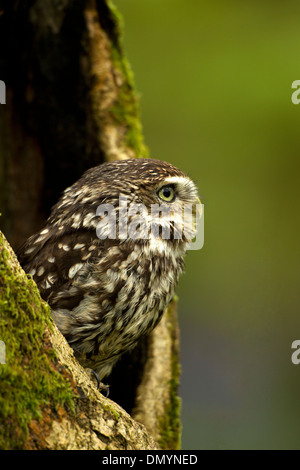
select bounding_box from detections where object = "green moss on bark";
[158,303,182,450]
[0,232,75,449]
[158,378,181,450]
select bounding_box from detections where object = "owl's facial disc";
[141,175,201,246]
[161,175,200,205]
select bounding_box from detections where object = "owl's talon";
[102,383,110,398]
[90,369,110,397]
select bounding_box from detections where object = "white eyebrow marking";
[163,176,191,185]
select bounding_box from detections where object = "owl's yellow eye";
[158,185,175,202]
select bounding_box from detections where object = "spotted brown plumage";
[17,159,199,380]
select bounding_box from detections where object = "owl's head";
[51,158,201,251]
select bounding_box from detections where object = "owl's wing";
[17,227,105,306]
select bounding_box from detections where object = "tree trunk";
[0,0,181,450]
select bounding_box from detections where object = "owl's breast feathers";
[19,227,184,364]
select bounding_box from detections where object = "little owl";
[17,158,200,382]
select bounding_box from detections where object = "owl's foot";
[89,369,110,397]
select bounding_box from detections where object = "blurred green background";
[114,0,300,449]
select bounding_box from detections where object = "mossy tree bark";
[0,0,181,450]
